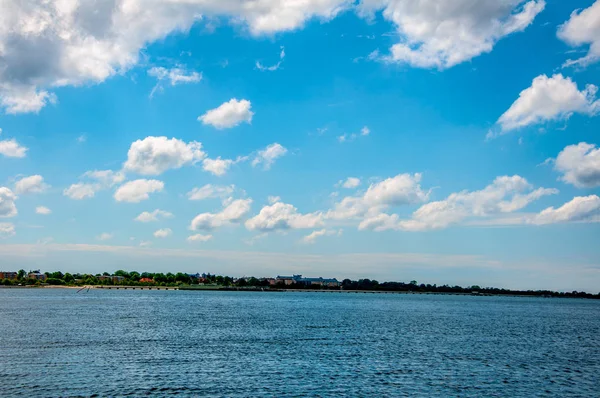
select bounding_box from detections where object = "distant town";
[1,269,599,299]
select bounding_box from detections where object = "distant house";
[139,278,154,283]
[276,275,296,285]
[265,278,277,286]
[28,271,47,281]
[275,274,340,287]
[0,271,18,280]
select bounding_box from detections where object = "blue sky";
[1,0,600,292]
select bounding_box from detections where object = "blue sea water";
[0,289,599,397]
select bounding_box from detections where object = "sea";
[0,288,599,397]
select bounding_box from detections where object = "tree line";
[1,270,598,299]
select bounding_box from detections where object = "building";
[28,271,47,281]
[276,275,297,285]
[139,278,154,283]
[275,275,340,287]
[0,271,18,280]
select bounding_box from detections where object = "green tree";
[17,269,26,280]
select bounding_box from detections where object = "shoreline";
[1,285,595,299]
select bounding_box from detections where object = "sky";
[1,0,600,292]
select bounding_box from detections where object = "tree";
[17,269,26,280]
[63,273,74,283]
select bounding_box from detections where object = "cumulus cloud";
[327,173,429,220]
[198,99,254,129]
[361,0,545,69]
[495,74,600,134]
[0,223,15,238]
[14,175,49,194]
[124,136,205,175]
[135,209,173,222]
[97,233,113,241]
[256,46,285,71]
[63,183,99,200]
[302,228,342,244]
[114,179,164,203]
[529,195,600,225]
[557,1,600,68]
[35,206,52,215]
[252,143,287,170]
[153,228,172,238]
[553,142,600,188]
[0,138,28,158]
[245,199,323,232]
[187,184,235,201]
[64,169,125,200]
[190,198,253,230]
[366,175,557,231]
[0,188,17,218]
[202,157,234,176]
[187,233,213,242]
[0,0,350,114]
[338,177,361,189]
[148,66,202,97]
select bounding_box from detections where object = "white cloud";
[124,136,205,175]
[339,177,361,189]
[268,196,281,204]
[0,188,17,218]
[0,223,15,238]
[82,170,125,186]
[63,183,99,200]
[256,46,285,71]
[0,87,57,114]
[0,0,350,113]
[361,0,545,69]
[530,195,600,225]
[187,234,213,242]
[369,175,557,231]
[202,157,234,176]
[97,233,113,241]
[553,142,600,188]
[35,206,51,215]
[187,184,235,201]
[135,209,173,222]
[190,198,253,230]
[153,228,172,238]
[0,138,28,158]
[337,126,371,143]
[14,175,49,194]
[245,199,323,232]
[496,74,600,133]
[148,66,202,97]
[198,98,254,129]
[302,228,342,244]
[64,169,126,200]
[114,179,164,203]
[252,143,287,170]
[328,173,429,220]
[557,1,600,68]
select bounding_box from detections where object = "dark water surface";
[1,289,599,397]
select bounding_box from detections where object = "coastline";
[0,285,593,299]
